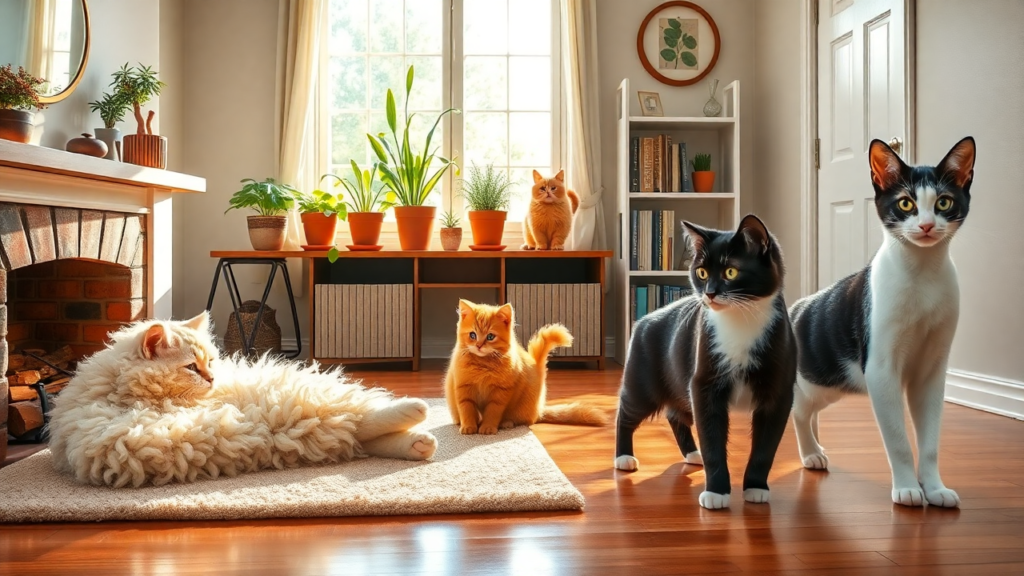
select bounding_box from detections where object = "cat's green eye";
[897,198,916,212]
[486,333,496,341]
[695,267,709,280]
[936,197,953,211]
[725,267,739,280]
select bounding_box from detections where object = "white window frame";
[314,0,564,249]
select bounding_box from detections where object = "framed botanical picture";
[637,91,664,117]
[636,1,721,87]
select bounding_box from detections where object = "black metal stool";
[206,258,302,359]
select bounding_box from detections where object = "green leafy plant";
[225,177,297,217]
[460,162,515,211]
[330,161,396,213]
[661,19,698,69]
[110,63,165,135]
[295,188,346,219]
[0,65,47,111]
[88,91,131,129]
[691,153,712,172]
[440,210,460,228]
[368,65,459,206]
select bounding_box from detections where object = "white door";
[817,0,907,287]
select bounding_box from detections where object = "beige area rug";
[0,400,584,522]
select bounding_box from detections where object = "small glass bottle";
[703,79,722,117]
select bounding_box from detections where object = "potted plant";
[691,153,715,193]
[369,65,459,250]
[112,63,167,168]
[326,161,395,261]
[461,162,514,248]
[439,210,462,251]
[225,177,297,251]
[296,175,347,249]
[88,91,131,160]
[0,65,46,144]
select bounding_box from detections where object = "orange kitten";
[444,299,607,434]
[522,169,580,250]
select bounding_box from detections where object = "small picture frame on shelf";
[637,91,664,117]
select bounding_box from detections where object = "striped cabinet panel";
[507,283,602,357]
[314,284,413,358]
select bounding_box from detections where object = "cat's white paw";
[392,398,429,424]
[684,450,703,466]
[925,487,960,508]
[550,244,565,251]
[520,244,535,250]
[614,455,639,471]
[892,486,926,507]
[699,491,731,510]
[801,452,829,470]
[500,420,515,430]
[408,432,437,460]
[743,488,770,504]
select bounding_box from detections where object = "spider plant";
[329,161,395,213]
[440,210,461,228]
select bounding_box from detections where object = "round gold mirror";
[0,0,91,104]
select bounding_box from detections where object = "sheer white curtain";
[562,0,606,250]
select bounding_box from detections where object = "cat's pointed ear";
[532,170,544,183]
[496,303,514,326]
[142,323,170,359]
[183,311,209,332]
[869,139,907,192]
[735,214,772,255]
[554,169,565,182]
[937,136,976,189]
[458,299,474,318]
[682,221,712,255]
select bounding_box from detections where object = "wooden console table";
[210,250,612,370]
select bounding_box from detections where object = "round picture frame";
[636,1,721,87]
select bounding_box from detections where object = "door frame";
[799,0,917,297]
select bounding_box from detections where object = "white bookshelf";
[614,78,741,364]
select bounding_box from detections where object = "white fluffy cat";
[47,312,437,488]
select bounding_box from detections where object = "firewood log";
[8,401,44,437]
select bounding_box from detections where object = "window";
[319,0,562,225]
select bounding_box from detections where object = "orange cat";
[444,299,607,434]
[522,170,580,250]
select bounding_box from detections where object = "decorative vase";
[122,134,168,169]
[692,171,716,193]
[65,133,109,158]
[0,109,34,144]
[440,227,463,251]
[246,215,287,251]
[467,210,507,246]
[703,79,722,117]
[394,206,436,250]
[300,212,339,247]
[347,212,384,246]
[94,128,122,160]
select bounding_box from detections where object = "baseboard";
[945,369,1024,421]
[420,337,618,359]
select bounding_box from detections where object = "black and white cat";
[614,215,797,510]
[790,137,976,508]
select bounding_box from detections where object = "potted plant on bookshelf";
[88,90,131,160]
[439,210,462,251]
[112,63,167,169]
[461,162,514,250]
[691,153,715,193]
[225,177,297,251]
[368,65,459,250]
[0,65,47,144]
[296,176,347,250]
[328,161,395,260]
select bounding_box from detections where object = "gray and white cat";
[790,137,976,507]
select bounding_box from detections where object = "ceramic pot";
[467,210,507,246]
[394,206,436,250]
[247,215,287,251]
[692,171,716,193]
[440,227,463,251]
[94,128,122,160]
[300,212,339,246]
[66,133,109,158]
[122,134,168,169]
[347,212,385,246]
[0,109,34,144]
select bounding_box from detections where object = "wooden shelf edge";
[419,283,502,288]
[211,250,614,259]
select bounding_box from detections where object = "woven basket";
[223,301,282,357]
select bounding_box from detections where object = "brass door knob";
[888,136,904,156]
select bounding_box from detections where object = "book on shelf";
[629,209,676,272]
[630,136,640,192]
[630,133,691,193]
[640,137,654,192]
[629,283,692,324]
[679,142,690,192]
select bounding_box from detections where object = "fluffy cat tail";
[540,402,609,426]
[528,323,573,366]
[567,189,580,213]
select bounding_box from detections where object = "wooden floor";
[2,361,1023,575]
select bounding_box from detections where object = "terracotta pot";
[692,171,716,193]
[247,215,287,251]
[468,210,507,246]
[0,109,34,144]
[66,133,109,158]
[94,128,122,160]
[440,227,463,251]
[300,212,339,246]
[394,206,436,250]
[347,212,385,246]
[122,134,168,169]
